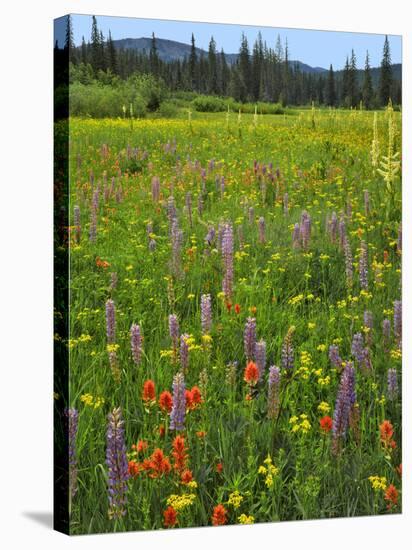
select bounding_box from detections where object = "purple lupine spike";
[149,238,156,251]
[146,222,153,236]
[383,318,391,352]
[387,368,398,400]
[185,192,193,227]
[73,205,81,243]
[169,314,180,352]
[220,176,225,197]
[205,225,216,247]
[222,222,234,298]
[170,219,183,277]
[106,407,129,519]
[201,294,212,335]
[394,300,402,346]
[281,327,295,372]
[167,196,177,228]
[292,223,300,248]
[283,193,289,216]
[103,183,109,202]
[115,185,123,203]
[67,408,79,500]
[151,176,160,201]
[364,310,373,345]
[105,299,116,344]
[351,332,365,364]
[255,339,267,379]
[170,372,186,431]
[92,188,99,211]
[267,366,281,419]
[300,211,311,249]
[89,207,97,242]
[329,345,343,369]
[130,323,142,365]
[397,223,402,253]
[110,272,118,291]
[364,189,370,215]
[343,235,353,288]
[248,206,255,224]
[329,212,338,243]
[197,193,203,216]
[362,347,373,373]
[338,216,346,249]
[359,240,369,290]
[180,333,189,371]
[258,217,266,244]
[244,317,256,361]
[217,221,225,251]
[332,363,356,453]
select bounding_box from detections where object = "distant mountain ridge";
[111,36,401,79]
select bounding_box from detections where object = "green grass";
[63,107,402,534]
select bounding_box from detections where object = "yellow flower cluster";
[290,414,312,434]
[317,402,331,414]
[368,476,387,491]
[227,490,243,509]
[106,343,119,353]
[166,493,196,511]
[258,455,279,487]
[80,393,105,409]
[317,375,331,386]
[238,514,255,524]
[390,348,402,361]
[68,334,92,348]
[160,349,174,359]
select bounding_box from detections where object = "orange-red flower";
[216,462,223,474]
[380,420,395,449]
[234,303,241,314]
[172,435,188,473]
[384,484,399,509]
[131,439,148,454]
[196,430,207,438]
[181,469,193,484]
[143,379,156,402]
[244,361,259,385]
[250,306,257,315]
[212,504,227,526]
[96,256,110,268]
[320,415,333,433]
[147,448,171,478]
[159,390,173,413]
[226,302,232,312]
[128,460,142,478]
[163,506,178,527]
[159,424,166,437]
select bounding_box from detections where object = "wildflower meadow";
[60,102,401,533]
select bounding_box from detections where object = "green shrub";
[157,101,179,118]
[192,95,227,112]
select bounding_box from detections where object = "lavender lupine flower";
[106,407,129,519]
[220,176,225,197]
[149,238,156,251]
[329,345,343,369]
[205,225,216,247]
[201,294,212,335]
[283,193,289,216]
[362,347,373,373]
[394,300,402,346]
[244,317,256,361]
[338,216,346,249]
[248,206,255,224]
[387,368,398,400]
[258,217,266,244]
[359,240,369,290]
[197,193,204,216]
[222,222,234,298]
[185,192,193,227]
[130,323,142,365]
[105,299,116,344]
[300,211,311,249]
[364,189,370,216]
[255,339,266,379]
[167,196,177,228]
[351,333,365,364]
[180,333,190,371]
[73,205,81,243]
[397,223,402,254]
[171,219,183,277]
[343,235,353,288]
[110,272,118,291]
[329,212,338,243]
[383,318,391,352]
[115,185,123,203]
[170,372,186,431]
[151,176,160,201]
[292,223,300,248]
[267,366,281,419]
[67,408,79,500]
[364,310,373,345]
[169,314,180,353]
[332,363,356,453]
[281,327,295,372]
[89,207,97,242]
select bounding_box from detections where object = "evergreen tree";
[81,36,88,65]
[348,49,358,107]
[99,30,107,72]
[189,33,198,91]
[150,32,160,76]
[107,30,118,74]
[362,51,373,109]
[326,64,336,106]
[342,56,350,106]
[64,14,75,59]
[238,33,251,102]
[220,49,230,96]
[379,35,392,105]
[208,36,219,94]
[281,38,290,105]
[90,16,103,72]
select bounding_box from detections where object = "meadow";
[63,106,402,534]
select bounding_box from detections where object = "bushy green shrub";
[157,101,179,118]
[192,95,227,112]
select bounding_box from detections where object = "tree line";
[63,15,401,108]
